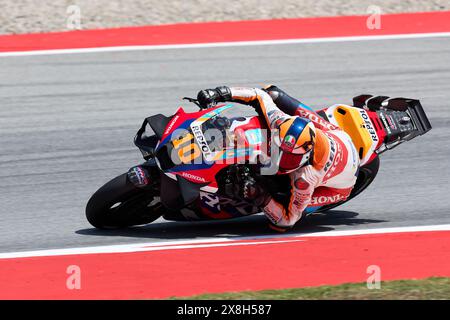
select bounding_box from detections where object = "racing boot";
[263,84,305,116]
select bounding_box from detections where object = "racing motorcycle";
[85,93,432,229]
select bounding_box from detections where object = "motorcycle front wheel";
[86,173,162,229]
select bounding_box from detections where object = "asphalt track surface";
[1,36,449,253]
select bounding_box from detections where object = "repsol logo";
[191,125,212,157]
[359,110,378,142]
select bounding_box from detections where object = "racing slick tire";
[86,173,162,229]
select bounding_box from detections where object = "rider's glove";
[221,166,270,207]
[240,176,271,207]
[197,86,232,108]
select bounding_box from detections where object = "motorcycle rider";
[197,85,360,231]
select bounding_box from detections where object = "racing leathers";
[198,86,360,230]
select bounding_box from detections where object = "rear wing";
[404,99,432,138]
[353,95,432,154]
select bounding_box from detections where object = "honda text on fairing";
[85,88,431,230]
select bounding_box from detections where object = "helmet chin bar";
[277,149,313,174]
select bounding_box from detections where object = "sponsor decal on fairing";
[359,109,378,142]
[378,112,392,135]
[164,114,180,135]
[191,124,212,159]
[181,172,206,183]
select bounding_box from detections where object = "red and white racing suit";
[229,87,360,229]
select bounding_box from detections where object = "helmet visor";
[293,140,314,154]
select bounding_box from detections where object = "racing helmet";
[273,116,316,173]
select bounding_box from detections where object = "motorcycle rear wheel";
[86,173,162,229]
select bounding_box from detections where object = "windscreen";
[199,105,257,153]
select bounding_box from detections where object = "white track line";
[1,32,450,57]
[0,238,303,259]
[0,224,449,259]
[302,224,450,237]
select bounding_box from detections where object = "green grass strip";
[172,277,450,300]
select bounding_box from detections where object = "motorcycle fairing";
[154,104,266,209]
[322,105,381,166]
[180,192,261,220]
[147,114,173,140]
